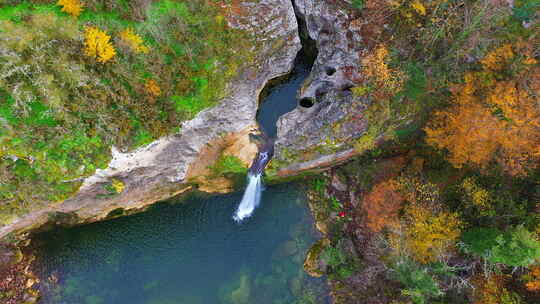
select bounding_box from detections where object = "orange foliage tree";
[362,179,404,232]
[361,44,407,98]
[145,79,161,97]
[425,41,540,176]
[525,266,540,292]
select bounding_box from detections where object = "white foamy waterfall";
[233,173,263,222]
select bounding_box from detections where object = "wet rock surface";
[303,238,330,277]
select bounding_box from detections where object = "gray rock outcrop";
[271,0,370,177]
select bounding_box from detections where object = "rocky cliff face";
[0,0,300,241]
[269,0,369,178]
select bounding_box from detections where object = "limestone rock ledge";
[0,0,301,241]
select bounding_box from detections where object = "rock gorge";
[0,0,381,242]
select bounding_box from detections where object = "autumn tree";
[425,42,540,176]
[389,178,463,263]
[400,202,462,263]
[461,177,494,217]
[119,27,149,54]
[84,26,116,63]
[57,0,84,17]
[361,44,407,99]
[362,179,404,232]
[145,79,161,98]
[525,266,540,292]
[472,275,524,304]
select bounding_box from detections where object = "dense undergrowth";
[305,0,539,303]
[0,0,255,225]
[349,0,539,157]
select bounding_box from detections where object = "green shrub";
[310,178,327,195]
[393,259,443,304]
[321,241,357,280]
[210,155,247,177]
[512,0,540,22]
[461,226,540,267]
[351,0,364,10]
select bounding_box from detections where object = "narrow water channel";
[256,52,312,139]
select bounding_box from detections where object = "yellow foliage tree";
[425,42,540,176]
[389,0,431,21]
[145,79,161,97]
[119,27,149,54]
[389,178,463,263]
[57,0,84,17]
[84,26,116,63]
[401,203,462,263]
[410,0,426,16]
[361,44,406,97]
[461,177,493,216]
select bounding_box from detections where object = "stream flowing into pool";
[35,183,326,304]
[232,56,312,222]
[233,172,263,222]
[34,50,321,304]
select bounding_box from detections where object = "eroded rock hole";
[325,67,336,76]
[299,98,315,108]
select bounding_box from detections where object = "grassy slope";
[0,0,255,225]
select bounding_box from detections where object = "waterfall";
[233,173,263,222]
[233,144,272,222]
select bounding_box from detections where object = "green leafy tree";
[462,226,540,267]
[352,0,365,10]
[393,258,443,304]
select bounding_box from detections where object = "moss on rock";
[303,238,330,277]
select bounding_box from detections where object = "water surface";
[257,60,311,138]
[35,183,325,304]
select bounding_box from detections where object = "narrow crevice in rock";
[254,0,318,139]
[291,0,318,63]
